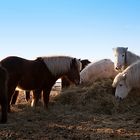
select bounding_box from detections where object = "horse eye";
[119,84,122,87]
[122,54,125,57]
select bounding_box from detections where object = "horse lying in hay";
[80,59,118,85]
[61,59,91,88]
[1,56,82,111]
[0,65,8,123]
[112,60,140,100]
[113,47,140,71]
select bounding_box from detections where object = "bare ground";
[0,79,140,140]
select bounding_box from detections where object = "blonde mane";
[113,60,140,88]
[124,60,140,87]
[41,56,81,76]
[127,51,140,66]
[112,73,124,87]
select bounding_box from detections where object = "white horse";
[80,59,118,84]
[112,60,140,100]
[113,47,140,71]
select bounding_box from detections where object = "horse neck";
[125,64,140,89]
[127,51,140,66]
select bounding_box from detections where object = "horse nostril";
[115,67,119,70]
[116,96,123,102]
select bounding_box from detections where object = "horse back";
[0,56,58,90]
[1,56,26,76]
[1,56,46,74]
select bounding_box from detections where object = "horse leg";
[11,90,19,105]
[7,87,17,112]
[0,96,8,123]
[0,68,8,123]
[42,88,52,109]
[25,91,30,102]
[0,88,8,123]
[31,89,41,107]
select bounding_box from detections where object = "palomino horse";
[61,59,91,88]
[1,56,81,111]
[113,47,140,71]
[0,65,8,123]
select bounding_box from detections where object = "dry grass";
[0,79,140,140]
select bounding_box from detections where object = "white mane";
[113,60,140,89]
[127,51,140,66]
[41,56,81,76]
[112,73,124,87]
[80,59,118,84]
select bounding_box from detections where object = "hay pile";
[53,79,140,115]
[1,79,139,140]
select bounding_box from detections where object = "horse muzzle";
[115,66,122,71]
[115,64,123,71]
[115,67,119,70]
[116,96,123,102]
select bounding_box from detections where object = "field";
[0,79,140,140]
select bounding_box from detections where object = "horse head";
[112,73,130,101]
[113,47,128,71]
[80,59,91,70]
[66,58,81,86]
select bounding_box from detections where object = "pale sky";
[0,0,140,62]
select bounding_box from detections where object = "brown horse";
[62,59,91,88]
[0,66,8,123]
[1,56,81,111]
[12,59,91,104]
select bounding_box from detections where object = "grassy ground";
[0,79,140,140]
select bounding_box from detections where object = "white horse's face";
[115,79,129,100]
[113,47,128,70]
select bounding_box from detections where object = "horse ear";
[125,47,128,51]
[72,58,76,66]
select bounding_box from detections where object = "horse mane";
[40,56,81,76]
[113,60,140,88]
[112,73,123,87]
[127,51,140,66]
[123,60,140,87]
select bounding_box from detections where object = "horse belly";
[18,78,43,90]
